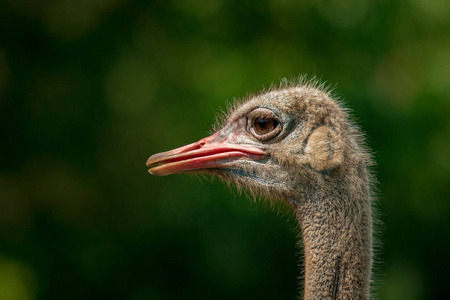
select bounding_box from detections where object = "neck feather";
[295,182,372,300]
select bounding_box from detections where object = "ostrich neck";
[295,184,372,300]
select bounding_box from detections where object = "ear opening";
[305,126,343,172]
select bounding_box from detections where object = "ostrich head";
[147,83,369,206]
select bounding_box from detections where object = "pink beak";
[146,132,266,176]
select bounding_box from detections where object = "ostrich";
[146,79,375,300]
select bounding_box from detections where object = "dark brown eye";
[253,116,278,135]
[248,108,282,140]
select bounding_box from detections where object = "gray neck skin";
[294,186,372,300]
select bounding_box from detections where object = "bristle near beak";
[146,132,266,176]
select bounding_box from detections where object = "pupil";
[254,117,278,134]
[258,118,268,129]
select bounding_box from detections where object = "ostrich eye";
[254,117,278,134]
[248,108,282,140]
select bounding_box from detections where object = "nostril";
[181,142,204,153]
[191,142,205,150]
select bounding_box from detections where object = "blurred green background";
[1,0,449,299]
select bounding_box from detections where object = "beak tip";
[146,156,155,168]
[148,168,168,176]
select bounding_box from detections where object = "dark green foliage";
[0,0,449,299]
